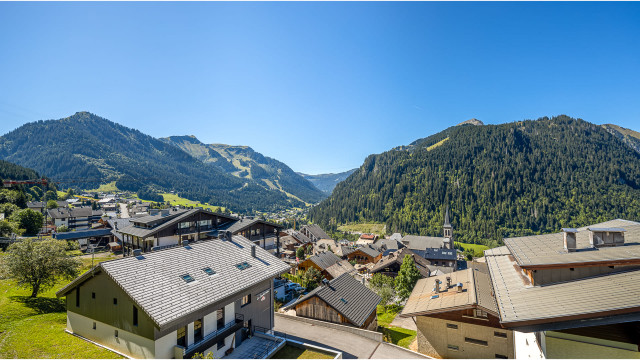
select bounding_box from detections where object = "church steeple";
[443,205,453,239]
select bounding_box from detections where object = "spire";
[444,206,451,227]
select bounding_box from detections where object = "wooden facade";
[295,296,377,331]
[347,249,382,265]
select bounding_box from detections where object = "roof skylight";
[235,262,252,270]
[181,274,195,283]
[203,267,216,276]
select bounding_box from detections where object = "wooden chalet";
[347,245,382,265]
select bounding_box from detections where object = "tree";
[0,220,20,237]
[2,238,81,297]
[45,190,58,201]
[368,273,396,308]
[11,209,44,235]
[0,203,20,218]
[296,246,305,259]
[47,200,59,209]
[302,267,323,291]
[56,225,69,233]
[395,255,422,301]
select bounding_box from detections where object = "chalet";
[356,233,378,245]
[400,262,512,359]
[286,274,380,331]
[325,259,357,279]
[56,236,289,359]
[300,224,330,242]
[221,217,284,255]
[28,200,68,214]
[48,206,104,230]
[373,238,404,255]
[297,251,343,279]
[313,239,338,255]
[346,245,382,265]
[369,248,430,278]
[412,248,458,268]
[333,245,356,259]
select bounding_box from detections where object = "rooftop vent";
[182,240,189,247]
[562,228,578,252]
[457,282,463,293]
[446,276,452,288]
[587,227,626,248]
[434,279,441,293]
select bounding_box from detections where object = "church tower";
[443,205,453,241]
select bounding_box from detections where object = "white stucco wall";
[67,311,155,359]
[203,311,218,335]
[155,331,178,359]
[187,322,195,347]
[514,331,545,359]
[157,235,179,247]
[224,302,235,325]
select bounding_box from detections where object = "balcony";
[183,313,245,359]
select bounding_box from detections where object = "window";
[93,322,96,330]
[115,330,119,338]
[495,355,508,359]
[236,262,252,270]
[474,309,488,318]
[177,326,187,347]
[203,267,216,276]
[198,219,211,227]
[181,274,195,283]
[113,298,118,305]
[447,345,459,351]
[340,298,348,304]
[194,319,203,342]
[494,331,507,338]
[133,306,138,326]
[217,308,225,328]
[570,268,575,271]
[446,323,458,329]
[76,287,80,307]
[241,294,251,307]
[465,337,488,346]
[92,292,96,299]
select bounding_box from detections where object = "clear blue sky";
[1,2,639,174]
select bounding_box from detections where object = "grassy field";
[337,223,386,234]
[376,305,417,349]
[0,252,123,359]
[85,181,119,193]
[271,345,335,359]
[426,137,450,151]
[158,193,226,212]
[455,242,490,257]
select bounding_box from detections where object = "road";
[273,315,429,359]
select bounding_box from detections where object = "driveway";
[273,315,429,359]
[119,203,130,218]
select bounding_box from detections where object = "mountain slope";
[310,115,640,246]
[602,123,640,154]
[298,169,357,194]
[0,112,304,212]
[162,136,326,204]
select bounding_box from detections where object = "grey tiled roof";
[369,248,430,277]
[57,235,289,329]
[505,219,640,267]
[335,245,356,257]
[119,209,204,239]
[48,206,97,219]
[309,251,342,270]
[355,245,381,258]
[412,248,457,261]
[401,235,446,250]
[302,224,331,240]
[373,238,404,251]
[290,273,381,327]
[225,218,283,234]
[288,230,313,244]
[325,260,357,279]
[470,262,497,314]
[131,209,189,225]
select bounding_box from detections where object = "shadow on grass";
[10,295,66,314]
[379,326,414,346]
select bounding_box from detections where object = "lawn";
[0,252,123,358]
[455,242,490,257]
[155,193,226,213]
[271,345,335,359]
[376,305,417,349]
[337,223,386,235]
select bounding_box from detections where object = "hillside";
[309,116,640,246]
[0,112,305,212]
[602,123,640,154]
[299,169,357,194]
[0,160,54,210]
[162,136,325,204]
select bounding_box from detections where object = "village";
[2,191,639,359]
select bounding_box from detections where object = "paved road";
[273,315,428,359]
[119,203,130,218]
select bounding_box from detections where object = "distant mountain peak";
[164,135,203,145]
[458,118,484,126]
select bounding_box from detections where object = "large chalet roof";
[486,246,640,327]
[48,206,102,219]
[57,235,289,329]
[369,248,430,277]
[325,260,357,279]
[353,245,381,258]
[118,209,238,239]
[308,251,342,270]
[401,235,447,250]
[504,219,640,268]
[28,201,68,209]
[302,224,331,240]
[287,273,381,327]
[288,230,313,244]
[224,218,283,234]
[400,262,497,318]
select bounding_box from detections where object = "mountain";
[298,169,358,194]
[162,135,326,204]
[457,118,484,126]
[309,115,640,246]
[0,112,308,212]
[602,123,640,154]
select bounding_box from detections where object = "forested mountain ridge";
[0,112,305,212]
[162,135,326,204]
[0,160,53,208]
[602,123,640,154]
[298,169,357,194]
[309,116,640,247]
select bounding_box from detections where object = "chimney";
[133,249,142,257]
[182,240,189,247]
[562,228,578,252]
[251,245,256,258]
[160,209,170,216]
[434,279,441,293]
[587,227,626,248]
[446,276,452,288]
[457,282,463,293]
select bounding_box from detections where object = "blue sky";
[0,2,639,174]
